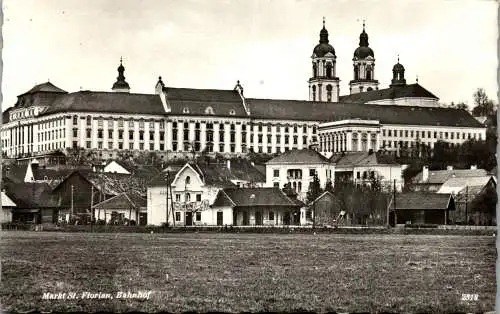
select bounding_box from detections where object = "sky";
[1,0,498,111]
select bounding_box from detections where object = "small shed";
[307,191,343,226]
[92,191,147,225]
[388,192,455,225]
[1,191,17,223]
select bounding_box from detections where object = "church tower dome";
[308,18,340,103]
[349,21,379,94]
[112,57,131,93]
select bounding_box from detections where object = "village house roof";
[412,168,489,185]
[437,176,495,194]
[266,149,330,165]
[339,83,438,103]
[389,192,454,211]
[308,191,340,207]
[330,151,398,167]
[92,191,146,210]
[212,187,304,208]
[2,191,17,207]
[4,182,59,208]
[148,159,265,188]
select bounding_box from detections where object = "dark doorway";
[255,211,263,225]
[139,213,148,226]
[389,210,396,227]
[185,212,193,226]
[243,211,249,226]
[233,211,238,226]
[283,212,291,225]
[217,211,223,226]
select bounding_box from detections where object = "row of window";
[382,129,482,140]
[39,129,65,142]
[75,116,166,129]
[39,119,64,130]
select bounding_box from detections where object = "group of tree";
[305,172,390,226]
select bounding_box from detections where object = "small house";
[211,187,304,226]
[389,192,455,225]
[92,191,147,225]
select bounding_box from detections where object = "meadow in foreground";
[0,232,495,313]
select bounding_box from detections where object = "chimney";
[422,165,429,182]
[226,159,231,170]
[251,161,255,167]
[470,165,477,170]
[446,165,453,171]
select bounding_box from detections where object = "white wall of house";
[348,164,403,191]
[94,208,144,222]
[104,161,131,174]
[265,163,334,201]
[1,208,13,223]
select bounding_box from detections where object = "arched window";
[313,63,317,77]
[326,63,333,78]
[298,182,302,193]
[185,176,191,185]
[182,107,190,114]
[354,65,359,80]
[326,84,333,102]
[293,181,297,192]
[229,109,236,115]
[367,87,373,91]
[366,68,372,80]
[312,85,316,101]
[185,193,191,202]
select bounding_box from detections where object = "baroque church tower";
[349,22,379,94]
[308,19,340,102]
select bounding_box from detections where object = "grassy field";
[0,232,496,313]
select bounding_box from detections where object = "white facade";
[344,165,404,192]
[319,119,487,154]
[265,162,334,201]
[367,97,439,108]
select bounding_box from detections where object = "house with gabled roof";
[437,176,496,225]
[147,158,266,226]
[1,191,17,223]
[3,182,59,224]
[211,187,305,226]
[265,148,334,201]
[92,191,147,225]
[388,192,455,225]
[411,165,489,192]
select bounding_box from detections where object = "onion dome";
[313,19,336,57]
[112,57,130,91]
[393,62,405,72]
[353,22,374,59]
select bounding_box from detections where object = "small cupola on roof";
[312,18,336,58]
[112,57,131,93]
[390,55,407,87]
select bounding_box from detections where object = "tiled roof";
[437,176,495,194]
[266,149,330,164]
[339,84,438,103]
[412,169,489,185]
[389,192,453,210]
[191,159,266,187]
[247,98,482,127]
[92,191,146,210]
[4,182,59,208]
[44,91,165,115]
[2,107,11,123]
[42,87,246,117]
[20,82,67,96]
[330,151,398,167]
[212,187,304,207]
[85,172,148,196]
[3,163,28,184]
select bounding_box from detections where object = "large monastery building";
[1,22,485,160]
